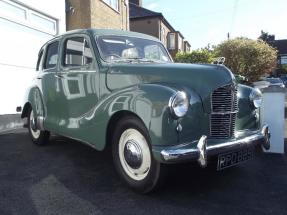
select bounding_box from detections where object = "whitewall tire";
[28,108,50,145]
[112,116,164,193]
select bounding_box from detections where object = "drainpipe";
[125,0,129,30]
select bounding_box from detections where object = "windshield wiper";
[136,58,156,62]
[109,58,163,64]
[124,58,161,63]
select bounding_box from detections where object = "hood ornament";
[213,57,225,65]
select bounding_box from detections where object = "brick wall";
[66,0,129,31]
[66,0,91,30]
[130,18,160,38]
[91,0,129,30]
[160,21,172,48]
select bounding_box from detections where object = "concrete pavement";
[0,130,286,215]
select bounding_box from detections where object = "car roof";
[39,28,162,58]
[61,28,160,42]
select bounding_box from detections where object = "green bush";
[175,49,214,64]
[214,38,277,82]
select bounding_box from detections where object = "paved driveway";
[0,130,286,215]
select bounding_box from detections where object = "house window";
[184,42,190,52]
[0,0,26,20]
[280,56,287,72]
[0,0,57,35]
[103,0,119,11]
[168,33,175,50]
[280,56,287,64]
[30,13,56,33]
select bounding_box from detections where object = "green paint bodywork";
[22,29,259,162]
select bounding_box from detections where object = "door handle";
[54,74,64,79]
[36,76,42,80]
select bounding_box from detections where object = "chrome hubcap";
[124,140,143,169]
[118,129,151,181]
[29,110,40,139]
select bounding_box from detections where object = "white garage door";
[0,0,58,114]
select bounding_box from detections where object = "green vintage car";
[21,29,270,193]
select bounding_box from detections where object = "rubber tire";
[112,116,164,194]
[27,108,50,146]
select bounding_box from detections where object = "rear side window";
[64,37,93,67]
[44,41,59,70]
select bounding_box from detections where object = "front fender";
[236,84,259,130]
[74,83,182,150]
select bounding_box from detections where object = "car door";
[55,34,100,138]
[39,39,63,132]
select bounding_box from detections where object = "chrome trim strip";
[211,111,238,115]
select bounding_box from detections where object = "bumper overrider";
[157,125,270,167]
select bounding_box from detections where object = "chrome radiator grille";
[210,84,238,139]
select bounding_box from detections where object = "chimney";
[129,0,142,7]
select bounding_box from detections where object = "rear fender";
[21,87,45,119]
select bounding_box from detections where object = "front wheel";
[112,116,164,193]
[28,108,50,145]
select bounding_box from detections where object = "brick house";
[272,40,287,74]
[166,31,186,58]
[129,0,191,59]
[66,0,129,31]
[184,41,191,53]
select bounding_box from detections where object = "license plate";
[217,148,254,171]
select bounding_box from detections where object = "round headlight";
[249,88,262,108]
[169,91,189,118]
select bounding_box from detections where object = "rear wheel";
[28,109,50,145]
[112,116,164,193]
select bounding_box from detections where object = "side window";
[36,49,44,71]
[44,41,59,70]
[64,37,93,67]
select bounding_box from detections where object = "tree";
[258,30,275,44]
[214,38,277,82]
[175,49,214,64]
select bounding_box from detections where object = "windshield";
[96,35,171,63]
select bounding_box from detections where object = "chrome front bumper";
[160,125,270,167]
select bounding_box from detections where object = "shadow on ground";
[0,131,286,215]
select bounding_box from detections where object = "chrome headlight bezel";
[249,88,262,108]
[169,91,189,118]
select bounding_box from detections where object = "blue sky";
[143,0,287,49]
